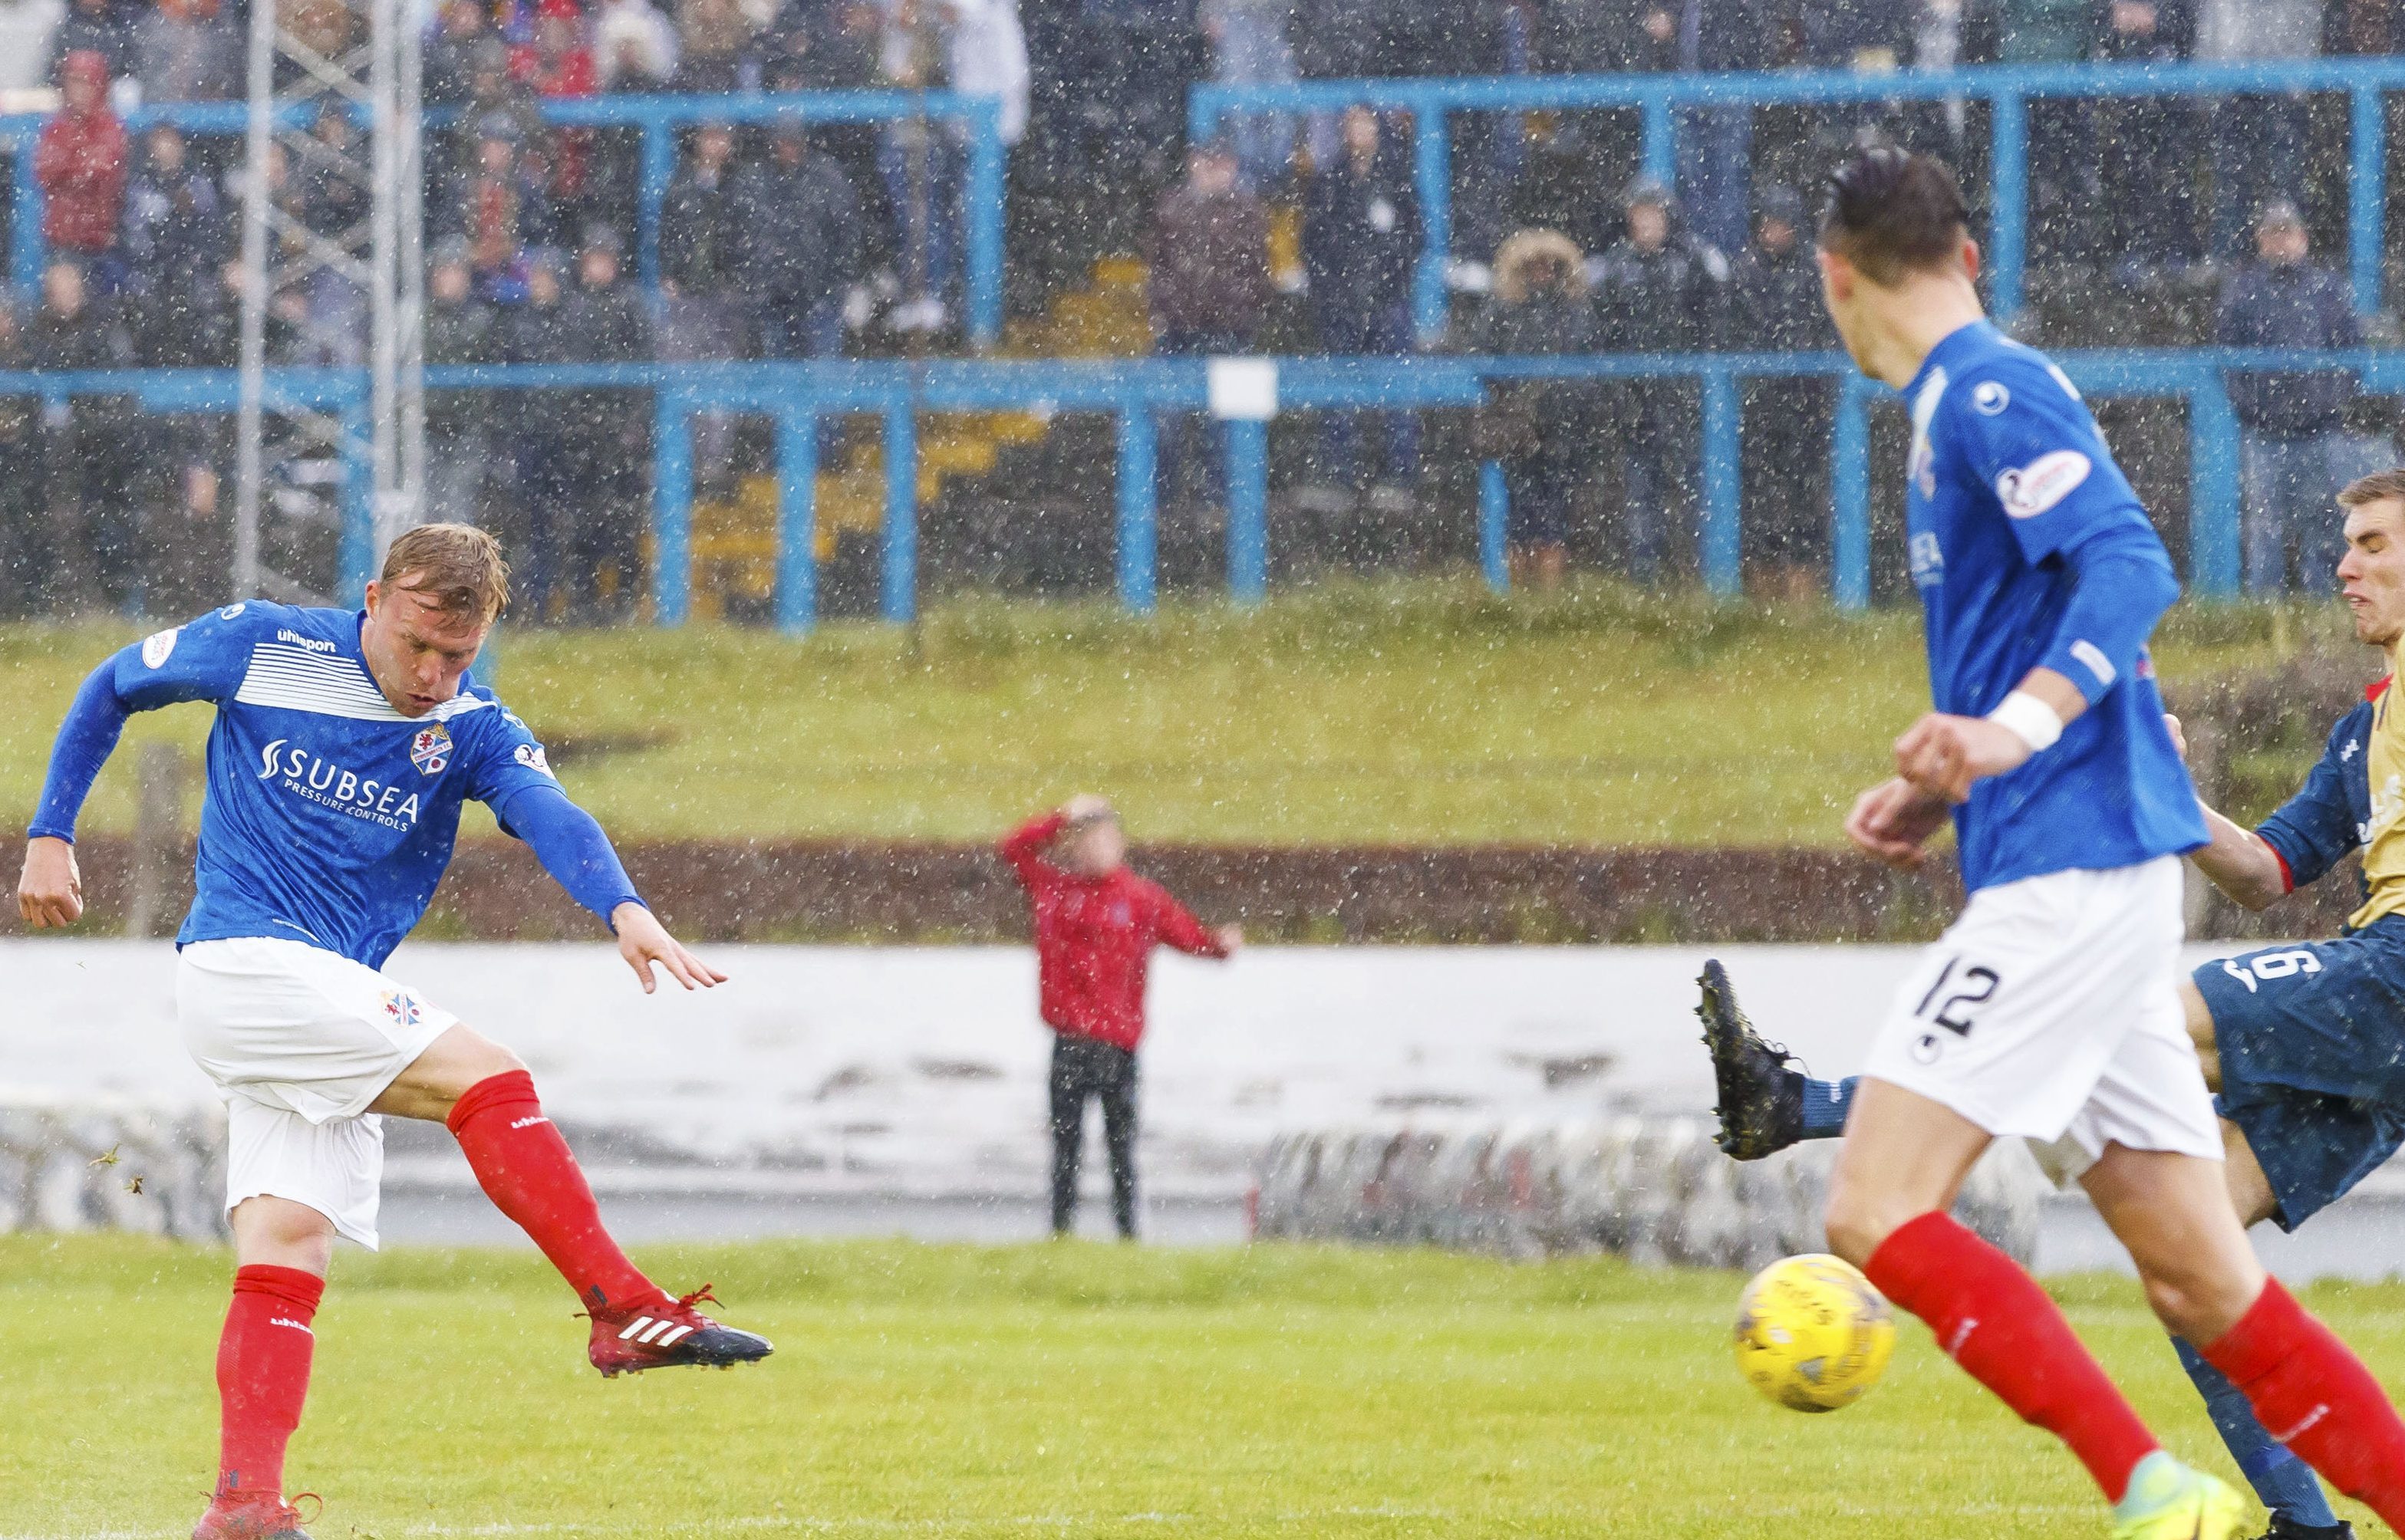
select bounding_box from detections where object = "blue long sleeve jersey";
[29,601,643,969]
[1903,321,2208,891]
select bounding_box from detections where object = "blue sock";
[2173,1334,2341,1528]
[1799,1075,1856,1139]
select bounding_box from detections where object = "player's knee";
[1822,1186,1910,1269]
[230,1195,335,1272]
[2135,1253,2255,1343]
[440,1027,526,1089]
[2137,1269,2219,1341]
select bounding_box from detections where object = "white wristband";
[1988,690,2064,754]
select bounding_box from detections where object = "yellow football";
[1732,1252,1896,1413]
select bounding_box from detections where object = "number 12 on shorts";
[1916,957,2001,1036]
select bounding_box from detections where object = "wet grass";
[0,581,2331,847]
[6,1232,2396,1537]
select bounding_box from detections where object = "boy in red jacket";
[1000,795,1240,1238]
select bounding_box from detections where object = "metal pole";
[369,0,400,556]
[2189,379,2242,598]
[1115,406,1159,615]
[652,394,693,624]
[963,100,1003,350]
[1830,379,1871,611]
[1478,459,1508,592]
[882,403,918,624]
[8,131,42,295]
[776,408,820,635]
[2351,86,2387,318]
[1639,92,1677,186]
[1988,90,2028,320]
[232,0,275,600]
[1699,370,1741,597]
[1411,102,1451,342]
[1224,416,1268,605]
[398,6,426,516]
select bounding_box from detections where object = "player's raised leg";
[194,1196,333,1540]
[368,1022,772,1377]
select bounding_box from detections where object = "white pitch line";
[1,1508,1455,1540]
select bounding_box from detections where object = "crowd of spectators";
[2,0,2400,610]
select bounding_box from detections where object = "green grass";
[5,1234,2394,1538]
[0,583,2339,847]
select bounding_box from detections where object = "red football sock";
[1866,1211,2159,1503]
[2202,1278,2405,1528]
[447,1070,664,1313]
[216,1264,324,1499]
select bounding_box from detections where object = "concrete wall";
[6,938,2268,1205]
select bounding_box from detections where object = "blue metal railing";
[2,346,2390,626]
[1192,60,2405,338]
[0,89,1006,347]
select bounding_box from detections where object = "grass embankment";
[0,583,2345,847]
[8,1233,2397,1537]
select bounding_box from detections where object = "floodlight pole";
[233,0,424,604]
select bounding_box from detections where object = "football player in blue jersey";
[16,524,769,1540]
[1716,146,2405,1540]
[1708,466,2405,1540]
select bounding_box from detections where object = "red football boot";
[193,1488,318,1540]
[586,1284,773,1378]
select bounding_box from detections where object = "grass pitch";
[8,1235,2396,1537]
[0,583,2340,848]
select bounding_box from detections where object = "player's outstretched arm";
[611,900,728,994]
[21,610,258,926]
[2185,805,2291,911]
[2160,713,2293,910]
[488,780,728,992]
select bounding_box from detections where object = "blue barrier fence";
[1193,59,2405,338]
[3,345,2394,627]
[0,89,1006,347]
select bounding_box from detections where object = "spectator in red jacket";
[1000,795,1239,1239]
[37,50,129,268]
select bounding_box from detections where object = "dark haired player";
[1740,147,2405,1539]
[1710,468,2405,1540]
[17,525,769,1540]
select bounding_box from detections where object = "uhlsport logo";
[410,724,453,775]
[257,738,424,830]
[381,989,423,1031]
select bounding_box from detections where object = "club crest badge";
[410,724,453,775]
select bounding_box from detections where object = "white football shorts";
[177,935,461,1248]
[1860,856,2222,1187]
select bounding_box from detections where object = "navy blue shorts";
[2193,915,2405,1231]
